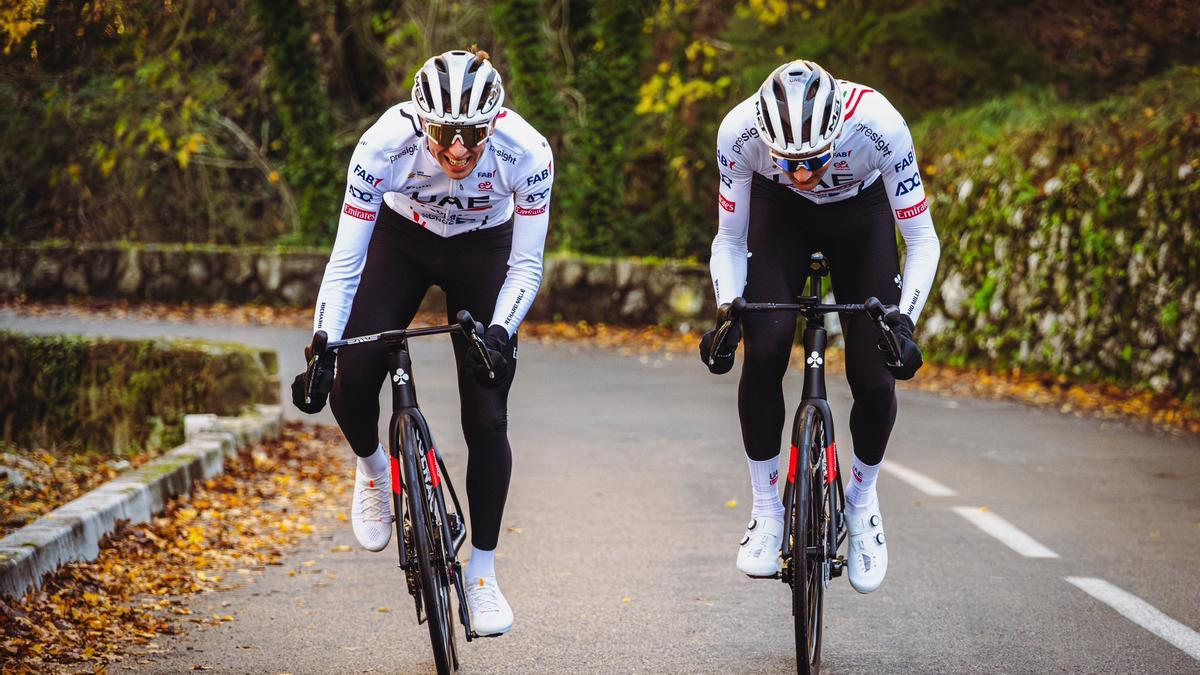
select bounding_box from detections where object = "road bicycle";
[312,311,499,674]
[709,252,904,674]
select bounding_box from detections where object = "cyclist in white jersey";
[292,49,553,636]
[701,60,940,593]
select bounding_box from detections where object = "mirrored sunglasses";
[424,121,492,149]
[772,149,834,173]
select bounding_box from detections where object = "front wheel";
[398,415,458,674]
[790,404,828,674]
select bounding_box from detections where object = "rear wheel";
[791,405,827,674]
[399,416,457,674]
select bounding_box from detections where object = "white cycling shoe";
[845,495,888,593]
[350,462,395,552]
[737,516,783,578]
[466,576,513,637]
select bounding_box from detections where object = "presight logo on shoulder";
[387,144,418,162]
[730,126,760,155]
[354,164,384,187]
[852,122,892,159]
[492,145,518,164]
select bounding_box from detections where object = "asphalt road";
[3,310,1198,674]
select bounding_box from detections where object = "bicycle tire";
[398,415,457,674]
[791,404,827,674]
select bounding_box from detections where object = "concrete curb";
[0,404,283,599]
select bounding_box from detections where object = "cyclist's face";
[427,136,486,180]
[785,163,832,191]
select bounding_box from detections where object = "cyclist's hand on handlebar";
[699,303,742,375]
[469,324,510,389]
[291,331,336,414]
[879,308,923,380]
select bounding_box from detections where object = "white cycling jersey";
[711,82,940,321]
[313,102,554,342]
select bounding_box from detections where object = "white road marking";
[1067,576,1200,661]
[881,461,958,497]
[950,506,1059,558]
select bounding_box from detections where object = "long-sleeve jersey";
[313,102,554,341]
[710,83,940,322]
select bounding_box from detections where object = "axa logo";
[806,351,823,369]
[524,188,550,203]
[392,368,410,384]
[347,185,374,202]
[354,164,384,188]
[894,171,922,197]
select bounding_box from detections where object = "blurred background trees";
[1,0,1197,254]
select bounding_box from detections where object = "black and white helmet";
[754,60,844,158]
[411,50,505,125]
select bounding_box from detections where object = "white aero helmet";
[411,50,505,125]
[754,60,844,158]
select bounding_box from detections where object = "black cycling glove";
[470,324,510,389]
[291,332,336,414]
[698,304,742,375]
[880,309,923,380]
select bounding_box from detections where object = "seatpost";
[388,343,419,410]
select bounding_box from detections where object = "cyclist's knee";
[848,374,895,409]
[462,406,508,442]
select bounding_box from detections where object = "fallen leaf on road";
[331,545,352,552]
[725,499,737,508]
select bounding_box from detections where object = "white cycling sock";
[357,443,388,476]
[466,546,496,580]
[747,455,785,520]
[846,456,881,510]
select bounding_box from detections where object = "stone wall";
[0,244,718,327]
[0,331,279,454]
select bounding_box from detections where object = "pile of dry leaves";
[0,424,349,673]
